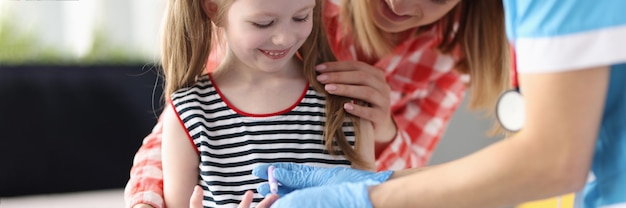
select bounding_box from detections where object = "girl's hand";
[236,191,278,208]
[316,61,397,145]
[190,186,203,208]
[190,186,278,208]
[131,204,154,208]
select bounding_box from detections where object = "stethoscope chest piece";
[495,89,525,132]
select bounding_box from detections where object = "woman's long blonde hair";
[340,0,510,126]
[161,0,369,168]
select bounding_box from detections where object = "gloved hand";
[270,180,379,208]
[252,163,392,196]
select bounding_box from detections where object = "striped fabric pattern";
[170,74,353,208]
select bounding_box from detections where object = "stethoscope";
[495,57,525,132]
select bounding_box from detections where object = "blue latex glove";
[252,163,392,197]
[270,180,380,208]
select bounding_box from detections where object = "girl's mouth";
[259,48,290,59]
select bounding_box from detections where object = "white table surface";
[0,189,125,208]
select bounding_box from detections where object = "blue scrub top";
[503,1,626,207]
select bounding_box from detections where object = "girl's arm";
[162,105,200,208]
[124,50,224,208]
[370,67,608,207]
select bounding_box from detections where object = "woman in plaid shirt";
[125,0,509,207]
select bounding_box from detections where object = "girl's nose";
[272,27,296,47]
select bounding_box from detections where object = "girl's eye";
[252,14,309,28]
[252,21,274,28]
[431,0,449,4]
[293,14,310,22]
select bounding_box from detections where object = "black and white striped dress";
[170,74,355,208]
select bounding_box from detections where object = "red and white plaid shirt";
[124,1,466,207]
[322,2,466,171]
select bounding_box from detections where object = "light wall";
[430,93,504,165]
[0,0,164,61]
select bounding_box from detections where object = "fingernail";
[344,103,354,111]
[317,74,328,81]
[315,64,327,71]
[325,84,337,91]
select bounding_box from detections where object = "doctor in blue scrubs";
[251,0,626,207]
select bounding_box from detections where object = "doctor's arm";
[369,66,609,207]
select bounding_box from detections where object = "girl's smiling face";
[221,0,316,73]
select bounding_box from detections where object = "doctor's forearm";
[369,68,607,207]
[369,133,585,208]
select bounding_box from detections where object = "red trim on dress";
[208,74,309,117]
[168,99,200,155]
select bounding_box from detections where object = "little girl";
[159,0,374,207]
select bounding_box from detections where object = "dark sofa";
[0,65,164,197]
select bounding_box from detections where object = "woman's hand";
[190,185,278,208]
[316,61,397,145]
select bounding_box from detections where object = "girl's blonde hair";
[340,0,510,124]
[161,0,369,168]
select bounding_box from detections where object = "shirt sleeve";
[374,39,467,171]
[124,113,166,208]
[504,0,626,73]
[376,71,465,171]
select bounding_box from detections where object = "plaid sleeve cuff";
[125,190,164,208]
[375,129,430,171]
